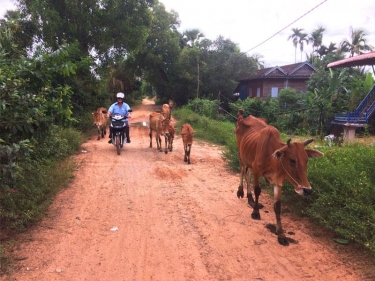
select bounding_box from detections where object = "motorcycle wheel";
[116,135,121,155]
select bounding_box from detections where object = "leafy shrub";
[33,126,83,160]
[0,127,83,231]
[184,98,219,119]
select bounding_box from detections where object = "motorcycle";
[110,113,130,155]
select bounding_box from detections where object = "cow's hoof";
[278,236,289,246]
[164,151,168,154]
[251,212,260,220]
[237,189,244,198]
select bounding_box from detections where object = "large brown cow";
[235,115,323,245]
[181,123,194,164]
[161,103,171,120]
[149,112,171,154]
[92,107,108,140]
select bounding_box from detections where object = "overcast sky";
[1,0,374,68]
[161,0,375,67]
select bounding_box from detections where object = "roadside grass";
[173,107,375,255]
[0,127,85,276]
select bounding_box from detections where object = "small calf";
[181,123,194,164]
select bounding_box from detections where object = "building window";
[271,87,278,98]
[256,88,260,97]
[248,88,253,98]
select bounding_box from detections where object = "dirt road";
[3,99,374,281]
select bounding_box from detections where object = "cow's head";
[272,138,323,196]
[160,117,170,136]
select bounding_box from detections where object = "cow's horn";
[304,139,314,146]
[287,138,291,147]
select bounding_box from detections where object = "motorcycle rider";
[108,92,132,143]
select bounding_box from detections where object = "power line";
[243,0,328,54]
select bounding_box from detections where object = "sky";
[1,0,374,68]
[160,0,375,67]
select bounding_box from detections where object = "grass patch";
[0,127,84,275]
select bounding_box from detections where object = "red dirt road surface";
[2,99,375,281]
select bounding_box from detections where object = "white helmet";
[116,92,125,99]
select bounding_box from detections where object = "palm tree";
[288,28,304,63]
[298,32,309,62]
[309,26,325,53]
[340,27,373,57]
[326,42,338,54]
[182,29,204,48]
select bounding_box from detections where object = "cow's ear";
[272,145,288,158]
[305,149,324,158]
[272,150,283,158]
[272,151,283,158]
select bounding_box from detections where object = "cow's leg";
[274,185,288,246]
[250,173,261,220]
[156,133,162,152]
[97,127,100,140]
[101,127,105,138]
[186,144,192,164]
[183,144,187,162]
[164,135,168,154]
[245,168,254,202]
[168,136,173,151]
[237,164,245,198]
[149,130,153,148]
[245,168,263,209]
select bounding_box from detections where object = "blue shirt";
[108,102,131,123]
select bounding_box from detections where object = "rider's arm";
[108,104,115,118]
[126,104,132,117]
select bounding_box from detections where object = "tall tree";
[298,32,309,62]
[123,1,181,101]
[17,0,155,60]
[288,28,303,63]
[340,27,373,57]
[309,26,325,53]
[182,29,205,48]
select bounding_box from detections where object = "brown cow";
[181,123,194,164]
[149,112,170,154]
[235,115,323,245]
[92,107,108,140]
[161,103,171,120]
[167,124,175,152]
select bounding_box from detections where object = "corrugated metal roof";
[327,52,375,68]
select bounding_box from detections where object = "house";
[235,61,316,100]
